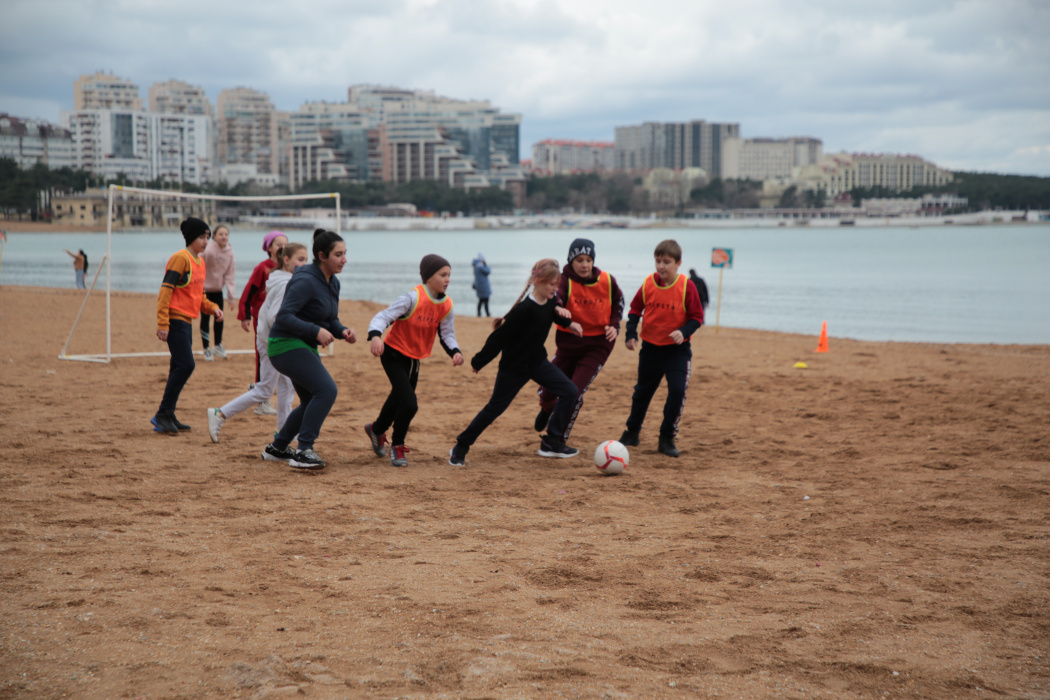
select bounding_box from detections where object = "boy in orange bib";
[619,239,704,457]
[365,254,464,467]
[152,218,222,434]
[535,238,625,439]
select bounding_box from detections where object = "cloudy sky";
[2,0,1048,175]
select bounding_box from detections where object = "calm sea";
[3,224,1048,344]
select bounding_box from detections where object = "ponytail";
[492,258,560,329]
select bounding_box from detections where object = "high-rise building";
[721,137,823,181]
[216,87,282,180]
[0,113,74,170]
[289,102,377,188]
[74,72,143,111]
[614,120,740,177]
[531,139,615,175]
[149,80,213,117]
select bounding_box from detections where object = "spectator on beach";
[688,268,710,310]
[64,248,88,289]
[200,225,235,361]
[472,253,492,316]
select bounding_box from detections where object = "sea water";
[2,224,1048,344]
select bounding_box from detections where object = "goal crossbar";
[59,184,341,363]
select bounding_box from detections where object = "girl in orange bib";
[535,238,625,440]
[152,218,222,435]
[365,254,464,467]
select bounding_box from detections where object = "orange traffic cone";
[815,321,829,353]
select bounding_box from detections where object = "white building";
[721,137,823,181]
[149,113,212,185]
[289,102,377,189]
[216,87,285,181]
[149,80,212,117]
[74,72,143,111]
[796,152,954,196]
[0,114,74,169]
[531,139,615,175]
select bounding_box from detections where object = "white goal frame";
[59,184,341,363]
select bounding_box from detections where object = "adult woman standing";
[472,252,491,316]
[262,229,357,470]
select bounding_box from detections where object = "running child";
[534,237,625,440]
[151,217,223,435]
[619,239,705,458]
[237,230,288,415]
[200,224,235,361]
[364,254,464,467]
[448,259,583,466]
[207,242,308,443]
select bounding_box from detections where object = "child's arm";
[471,302,523,371]
[223,254,236,302]
[156,252,190,341]
[367,292,414,356]
[607,275,626,341]
[675,280,705,341]
[623,285,646,350]
[437,310,464,366]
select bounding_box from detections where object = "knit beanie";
[262,230,285,253]
[180,217,210,245]
[567,238,595,263]
[420,253,451,283]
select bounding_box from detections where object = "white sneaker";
[255,401,277,415]
[202,347,214,361]
[207,408,225,443]
[214,344,227,360]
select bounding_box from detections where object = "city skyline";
[1,0,1048,177]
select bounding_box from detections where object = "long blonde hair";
[278,242,307,272]
[492,258,561,329]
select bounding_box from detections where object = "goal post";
[59,184,342,363]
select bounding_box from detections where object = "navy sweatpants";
[158,319,195,413]
[625,341,692,438]
[270,347,338,451]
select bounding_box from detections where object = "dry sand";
[0,285,1047,699]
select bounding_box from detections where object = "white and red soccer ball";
[594,440,629,475]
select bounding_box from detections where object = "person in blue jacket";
[261,229,357,470]
[472,252,492,317]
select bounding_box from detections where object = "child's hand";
[370,337,385,356]
[241,319,252,332]
[452,352,464,366]
[317,328,334,348]
[157,329,168,342]
[669,330,684,344]
[555,306,571,319]
[569,322,583,337]
[604,325,618,341]
[625,338,638,351]
[343,328,357,344]
[214,309,224,322]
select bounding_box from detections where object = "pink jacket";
[202,238,236,295]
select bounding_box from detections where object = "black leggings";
[200,291,224,348]
[477,297,490,316]
[373,346,420,446]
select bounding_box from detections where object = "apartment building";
[149,80,212,116]
[74,72,143,111]
[721,136,823,181]
[216,87,285,181]
[289,102,378,189]
[797,152,954,196]
[0,113,74,169]
[614,120,740,177]
[531,139,615,175]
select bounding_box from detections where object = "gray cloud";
[1,0,1047,175]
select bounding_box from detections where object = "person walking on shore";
[200,225,235,361]
[64,248,88,289]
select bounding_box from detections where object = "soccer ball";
[594,440,629,475]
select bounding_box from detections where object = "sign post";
[710,247,733,334]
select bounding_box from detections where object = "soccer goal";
[59,184,341,363]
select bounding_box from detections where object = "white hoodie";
[254,268,293,356]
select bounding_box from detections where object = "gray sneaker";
[202,347,214,361]
[207,408,225,443]
[364,422,388,457]
[290,448,327,470]
[213,344,227,360]
[255,401,277,415]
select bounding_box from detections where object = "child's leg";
[275,373,294,432]
[252,317,261,383]
[208,291,226,347]
[659,344,692,438]
[220,354,283,419]
[560,353,606,439]
[200,306,212,350]
[538,346,578,413]
[625,343,666,433]
[374,349,419,445]
[158,320,195,413]
[456,370,530,449]
[532,360,578,441]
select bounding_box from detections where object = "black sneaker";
[151,411,179,435]
[262,442,296,463]
[290,448,327,470]
[169,412,191,431]
[538,435,579,459]
[448,445,467,467]
[364,422,388,457]
[658,436,680,458]
[533,409,551,432]
[619,429,640,447]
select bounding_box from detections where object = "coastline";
[1,284,1048,697]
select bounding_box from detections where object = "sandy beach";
[0,285,1047,698]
